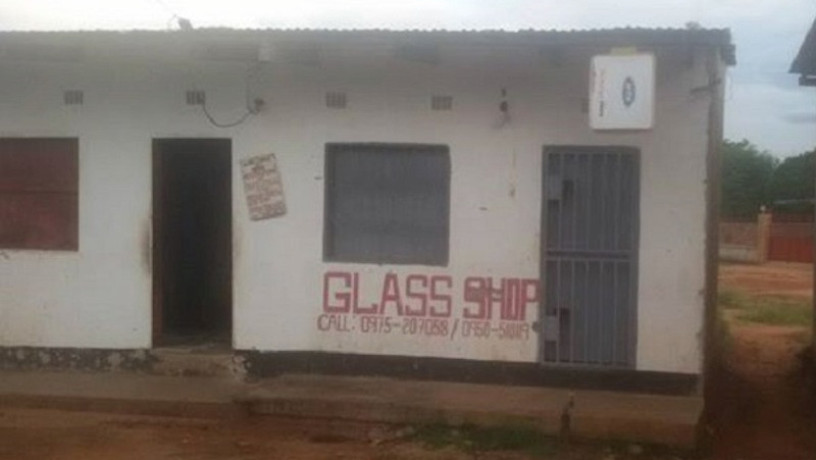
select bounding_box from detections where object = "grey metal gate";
[540,146,639,367]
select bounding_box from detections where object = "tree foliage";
[720,139,776,221]
[768,150,815,214]
[720,139,815,220]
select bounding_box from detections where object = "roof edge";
[0,27,736,65]
[791,18,816,75]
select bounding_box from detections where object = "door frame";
[151,138,233,347]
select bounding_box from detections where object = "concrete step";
[239,374,703,448]
[0,370,244,418]
[150,347,246,379]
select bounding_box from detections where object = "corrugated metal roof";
[0,27,735,64]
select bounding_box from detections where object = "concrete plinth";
[0,370,702,448]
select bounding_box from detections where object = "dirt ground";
[719,261,813,299]
[710,262,816,460]
[0,410,469,460]
[0,408,656,460]
[0,262,814,459]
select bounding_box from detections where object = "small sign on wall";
[589,53,655,130]
[240,153,286,221]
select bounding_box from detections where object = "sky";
[0,0,814,157]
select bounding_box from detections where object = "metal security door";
[540,147,639,367]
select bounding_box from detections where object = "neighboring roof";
[0,27,736,65]
[791,18,816,85]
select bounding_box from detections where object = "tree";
[720,139,777,221]
[767,149,815,214]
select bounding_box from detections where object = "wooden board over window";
[0,138,79,250]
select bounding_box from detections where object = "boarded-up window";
[0,138,79,250]
[324,143,450,266]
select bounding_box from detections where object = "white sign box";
[589,54,655,130]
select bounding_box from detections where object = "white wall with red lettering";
[0,34,719,375]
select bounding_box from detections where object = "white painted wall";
[0,35,723,374]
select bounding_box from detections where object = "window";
[324,143,450,265]
[0,138,79,250]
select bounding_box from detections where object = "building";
[0,28,733,393]
[791,17,816,360]
[792,18,816,86]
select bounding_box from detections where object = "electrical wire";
[198,62,266,129]
[200,102,256,128]
[147,1,260,128]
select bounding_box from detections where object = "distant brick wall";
[769,222,813,263]
[719,215,771,264]
[720,222,758,247]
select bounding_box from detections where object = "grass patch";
[716,303,734,358]
[411,423,557,457]
[719,289,812,327]
[738,300,812,326]
[718,288,748,310]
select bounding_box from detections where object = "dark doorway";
[152,139,232,347]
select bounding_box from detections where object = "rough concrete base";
[0,370,702,448]
[0,347,154,372]
[0,346,247,379]
[151,347,246,378]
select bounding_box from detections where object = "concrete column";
[756,211,771,264]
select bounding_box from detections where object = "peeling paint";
[230,354,248,379]
[106,352,124,368]
[0,347,155,372]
